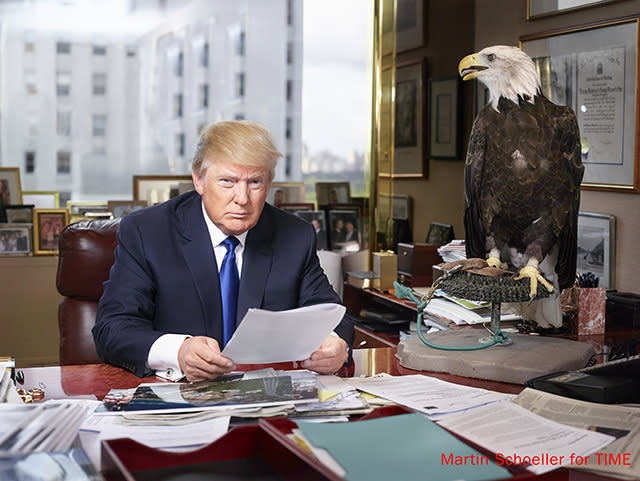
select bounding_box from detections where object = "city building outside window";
[56,41,71,54]
[199,84,208,109]
[235,72,245,98]
[56,71,71,97]
[93,45,107,55]
[25,151,35,173]
[93,73,106,95]
[93,114,106,137]
[201,42,209,67]
[57,111,71,137]
[173,93,183,118]
[56,151,71,174]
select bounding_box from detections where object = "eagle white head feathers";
[459,45,541,111]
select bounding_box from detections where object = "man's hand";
[301,335,348,374]
[178,336,235,382]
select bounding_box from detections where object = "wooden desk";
[16,353,624,480]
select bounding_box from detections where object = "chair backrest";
[56,218,120,365]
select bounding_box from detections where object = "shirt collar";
[201,201,248,248]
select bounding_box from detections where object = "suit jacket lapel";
[177,195,223,340]
[237,206,273,323]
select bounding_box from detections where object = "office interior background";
[1,0,639,368]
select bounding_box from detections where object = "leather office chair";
[56,218,120,365]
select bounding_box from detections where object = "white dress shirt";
[147,201,247,381]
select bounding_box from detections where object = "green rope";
[394,281,510,351]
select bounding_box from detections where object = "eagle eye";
[487,53,496,62]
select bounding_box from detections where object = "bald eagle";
[458,45,584,328]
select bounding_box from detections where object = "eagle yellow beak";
[458,53,488,81]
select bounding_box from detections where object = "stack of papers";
[437,239,467,263]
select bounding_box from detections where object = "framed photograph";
[315,182,351,205]
[378,193,411,221]
[133,175,194,205]
[108,200,148,218]
[389,60,427,178]
[277,202,315,214]
[577,211,616,289]
[33,208,70,255]
[428,76,462,159]
[294,210,329,251]
[3,204,34,223]
[0,224,32,256]
[0,167,23,208]
[67,201,110,223]
[267,182,306,205]
[396,0,424,52]
[527,0,624,20]
[520,17,639,192]
[426,222,455,246]
[328,208,361,252]
[22,190,60,209]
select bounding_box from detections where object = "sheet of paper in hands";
[222,303,346,363]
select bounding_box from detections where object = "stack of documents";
[0,400,94,455]
[437,239,467,263]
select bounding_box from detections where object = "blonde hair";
[192,120,281,180]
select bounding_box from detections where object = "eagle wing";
[552,103,584,290]
[464,110,489,260]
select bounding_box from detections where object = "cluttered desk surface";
[7,348,639,481]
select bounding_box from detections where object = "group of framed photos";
[268,181,365,253]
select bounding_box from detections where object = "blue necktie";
[220,236,240,347]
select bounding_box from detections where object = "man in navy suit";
[93,121,353,381]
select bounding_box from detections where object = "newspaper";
[512,388,640,479]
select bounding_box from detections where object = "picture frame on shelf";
[133,175,194,205]
[3,204,34,224]
[107,200,148,218]
[577,211,616,289]
[315,182,351,205]
[277,203,315,214]
[426,222,455,246]
[389,59,427,178]
[0,224,32,256]
[378,193,411,221]
[21,191,60,209]
[428,76,462,160]
[396,0,425,53]
[294,210,329,251]
[267,182,306,205]
[520,17,639,192]
[526,0,623,20]
[327,207,361,252]
[0,167,23,208]
[33,208,70,255]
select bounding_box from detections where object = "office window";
[57,151,71,174]
[56,71,71,97]
[200,42,209,67]
[175,51,183,76]
[57,111,71,137]
[285,117,292,139]
[235,73,245,98]
[56,41,71,54]
[287,42,293,64]
[236,31,245,56]
[93,45,107,55]
[93,73,106,95]
[176,133,185,157]
[173,93,183,118]
[286,80,292,102]
[199,84,208,109]
[25,70,37,95]
[287,0,293,25]
[93,114,106,137]
[25,151,35,173]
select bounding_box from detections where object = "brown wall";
[0,256,61,367]
[395,0,640,293]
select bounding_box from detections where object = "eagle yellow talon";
[487,256,502,269]
[514,265,554,298]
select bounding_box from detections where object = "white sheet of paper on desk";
[222,303,345,363]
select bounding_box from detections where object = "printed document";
[222,303,346,363]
